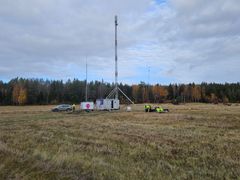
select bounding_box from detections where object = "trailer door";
[111,100,114,109]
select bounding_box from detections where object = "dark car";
[52,104,72,112]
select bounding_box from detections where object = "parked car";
[52,104,72,112]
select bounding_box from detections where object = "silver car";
[52,104,72,112]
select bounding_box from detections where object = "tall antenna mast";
[147,66,150,102]
[85,57,88,102]
[100,78,103,99]
[106,15,134,104]
[115,15,118,99]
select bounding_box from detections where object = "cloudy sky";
[0,0,239,84]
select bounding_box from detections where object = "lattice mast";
[106,15,134,104]
[85,57,88,102]
[115,15,118,99]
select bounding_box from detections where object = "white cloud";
[0,0,239,84]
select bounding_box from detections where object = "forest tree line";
[0,78,240,105]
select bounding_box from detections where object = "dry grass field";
[0,104,240,179]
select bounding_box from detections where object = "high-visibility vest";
[160,107,163,112]
[157,107,163,112]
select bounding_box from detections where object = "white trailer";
[96,99,119,110]
[96,99,105,110]
[80,102,94,111]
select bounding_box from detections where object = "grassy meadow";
[0,104,240,179]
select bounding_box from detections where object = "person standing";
[72,104,76,112]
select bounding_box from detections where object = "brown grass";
[0,104,240,179]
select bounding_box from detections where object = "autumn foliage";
[0,78,240,105]
[12,84,27,105]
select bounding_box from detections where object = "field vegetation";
[0,104,240,179]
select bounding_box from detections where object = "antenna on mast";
[80,56,94,111]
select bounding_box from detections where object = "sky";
[0,0,240,85]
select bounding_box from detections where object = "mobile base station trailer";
[80,102,94,111]
[96,99,120,110]
[81,16,132,111]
